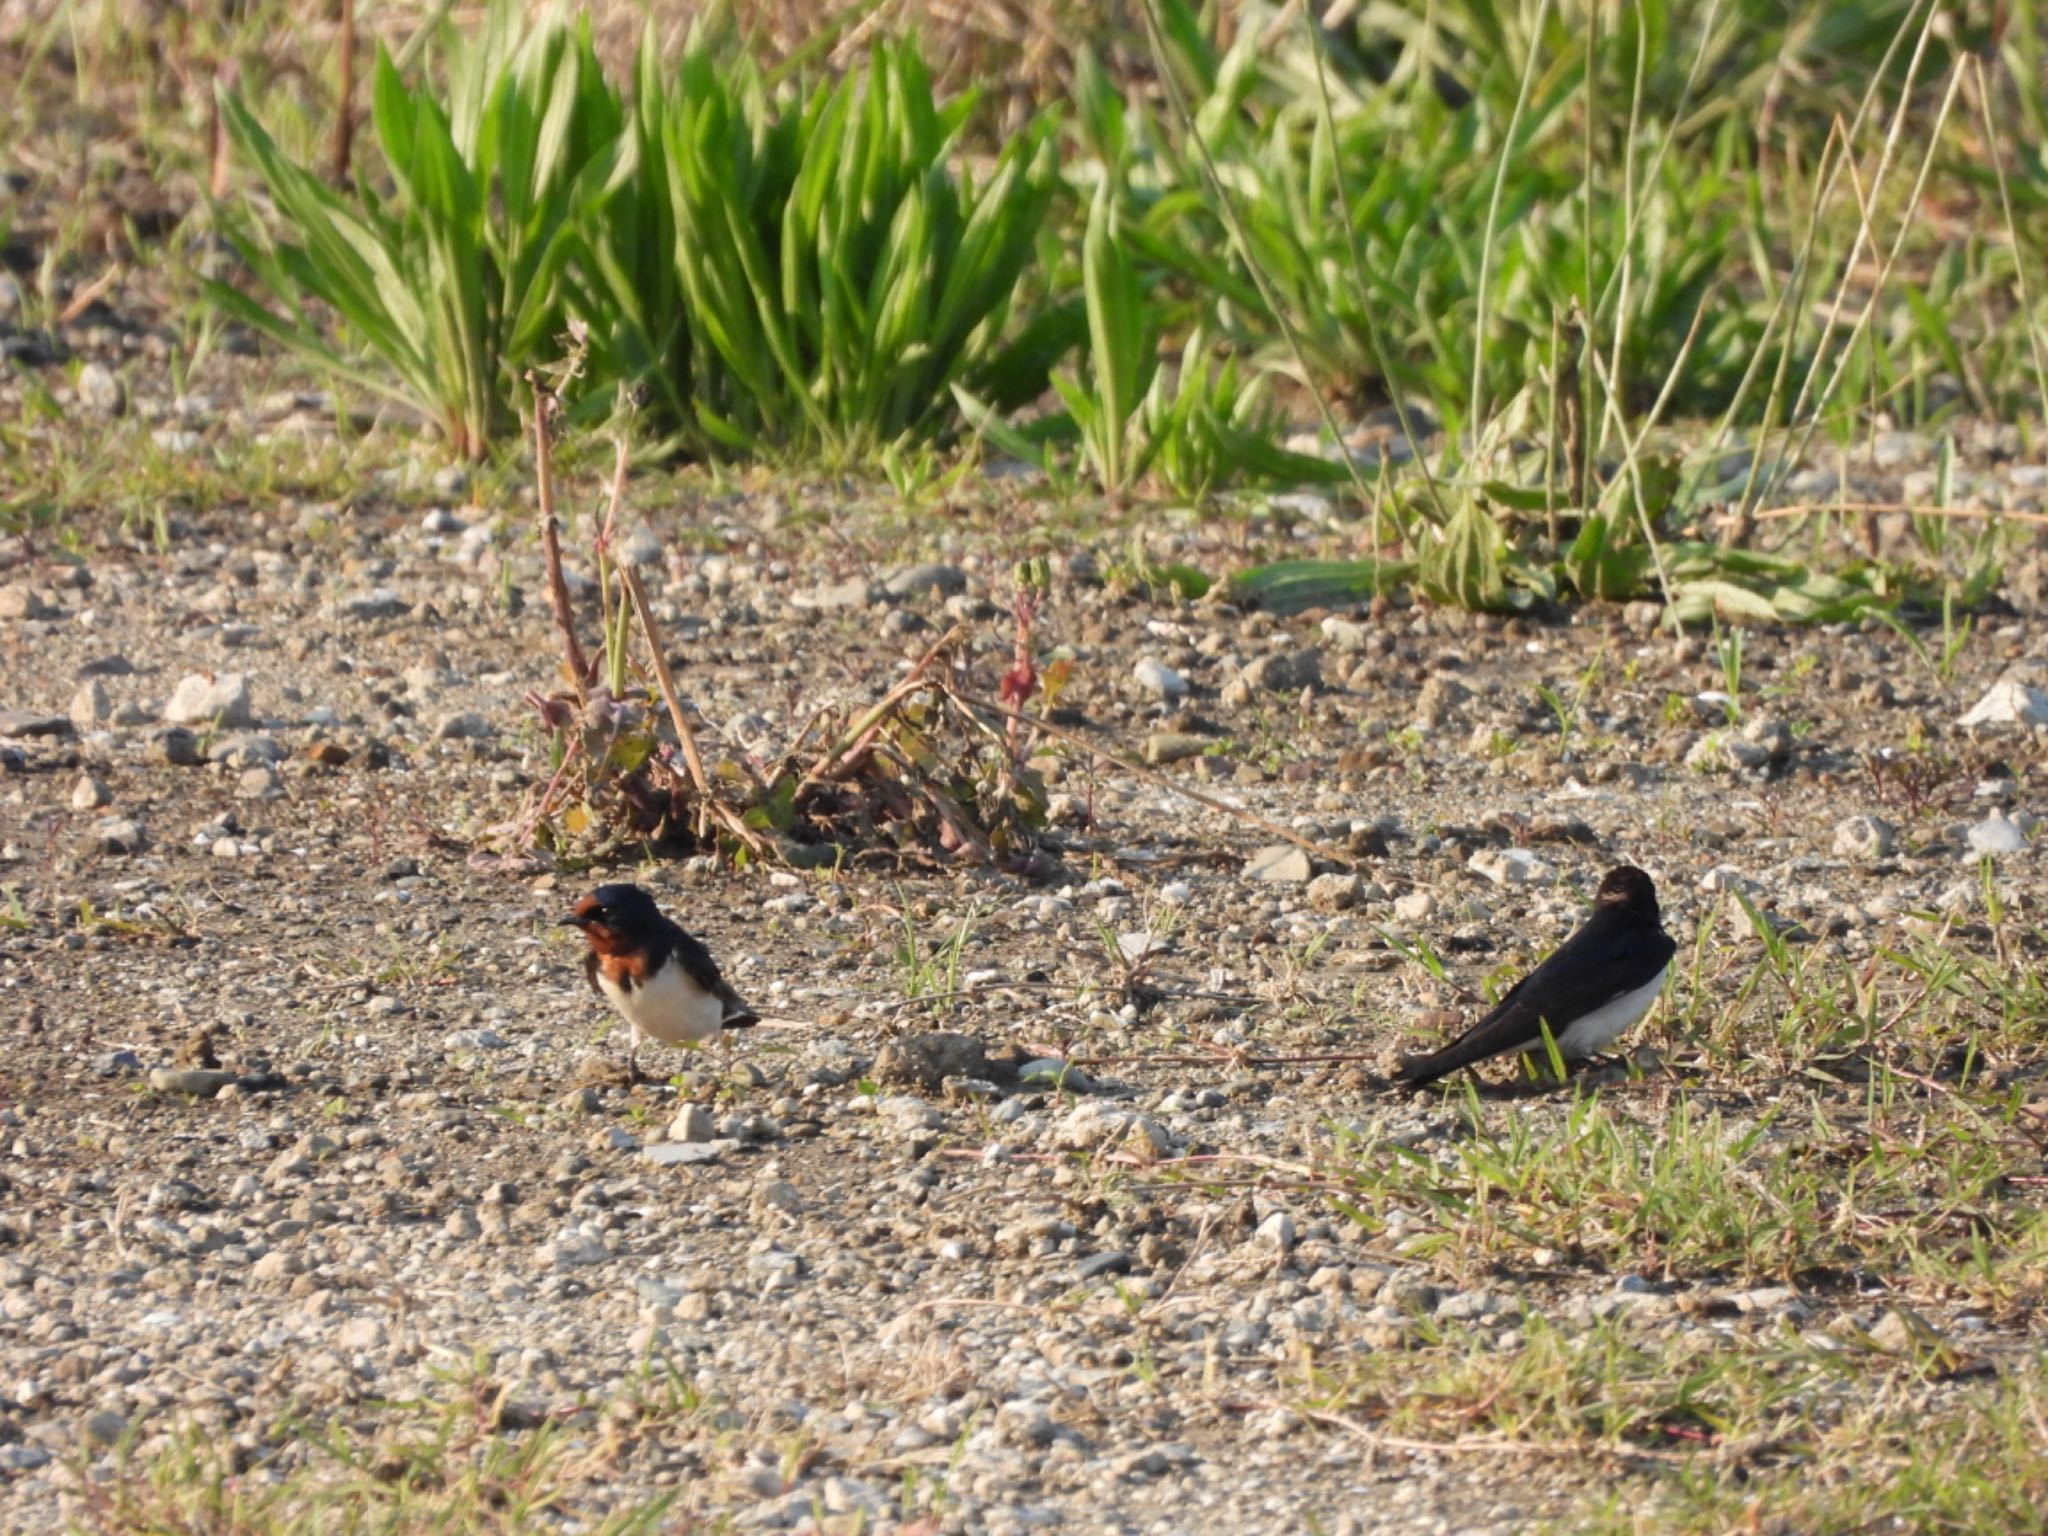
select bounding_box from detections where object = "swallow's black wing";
[662,920,759,1029]
[1394,909,1674,1087]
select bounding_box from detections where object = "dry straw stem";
[1466,0,1554,440]
[526,380,767,855]
[1710,1,1929,502]
[1067,1046,1389,1069]
[1970,54,2048,414]
[801,624,973,793]
[1253,1401,1698,1468]
[599,454,767,795]
[1579,288,1713,630]
[1757,3,1954,502]
[942,685,1355,869]
[873,978,1261,1014]
[56,265,120,326]
[1753,503,2048,527]
[528,373,595,690]
[1295,1,1445,537]
[603,454,765,857]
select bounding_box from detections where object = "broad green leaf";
[1420,496,1520,612]
[1225,559,1419,616]
[1562,512,1653,602]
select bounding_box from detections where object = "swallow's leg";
[1568,1053,1628,1080]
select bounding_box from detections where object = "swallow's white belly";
[1539,967,1668,1059]
[599,959,728,1046]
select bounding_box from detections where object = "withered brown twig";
[330,0,356,184]
[527,373,595,691]
[599,432,765,857]
[799,624,970,792]
[942,686,1357,870]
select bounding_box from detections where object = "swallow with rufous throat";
[1394,864,1676,1089]
[559,883,757,1082]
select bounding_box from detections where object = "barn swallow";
[559,883,757,1081]
[1394,865,1675,1089]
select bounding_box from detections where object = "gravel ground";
[8,317,2048,1533]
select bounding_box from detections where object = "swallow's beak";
[556,912,588,928]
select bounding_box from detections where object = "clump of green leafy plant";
[211,2,621,460]
[960,183,1343,502]
[212,11,1062,465]
[632,32,1062,461]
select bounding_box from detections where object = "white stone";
[69,678,110,730]
[1319,616,1371,651]
[1393,891,1435,923]
[1968,814,2026,856]
[1132,658,1189,699]
[1306,872,1362,911]
[1256,1211,1297,1252]
[1833,814,1896,861]
[1116,932,1170,963]
[1959,677,2048,728]
[1244,845,1312,884]
[163,671,253,727]
[1698,865,1758,895]
[1467,848,1551,886]
[669,1104,716,1143]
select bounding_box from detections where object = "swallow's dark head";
[1594,864,1660,920]
[558,883,665,947]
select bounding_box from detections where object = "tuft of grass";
[1572,1365,2048,1536]
[80,1369,682,1535]
[1301,1314,1853,1454]
[895,898,984,1003]
[1295,1321,2048,1536]
[1335,1090,2021,1286]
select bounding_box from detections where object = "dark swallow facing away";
[559,884,757,1080]
[1394,865,1675,1089]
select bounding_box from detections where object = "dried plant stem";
[942,687,1356,870]
[522,391,759,855]
[508,725,585,848]
[1243,1401,1695,1466]
[872,981,1260,1013]
[597,432,627,547]
[1754,502,2048,526]
[801,625,969,792]
[594,435,624,647]
[892,747,997,862]
[527,376,594,691]
[56,266,121,326]
[330,0,355,184]
[604,439,772,804]
[594,435,763,854]
[1067,1048,1387,1069]
[208,60,237,200]
[615,562,712,802]
[392,0,460,70]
